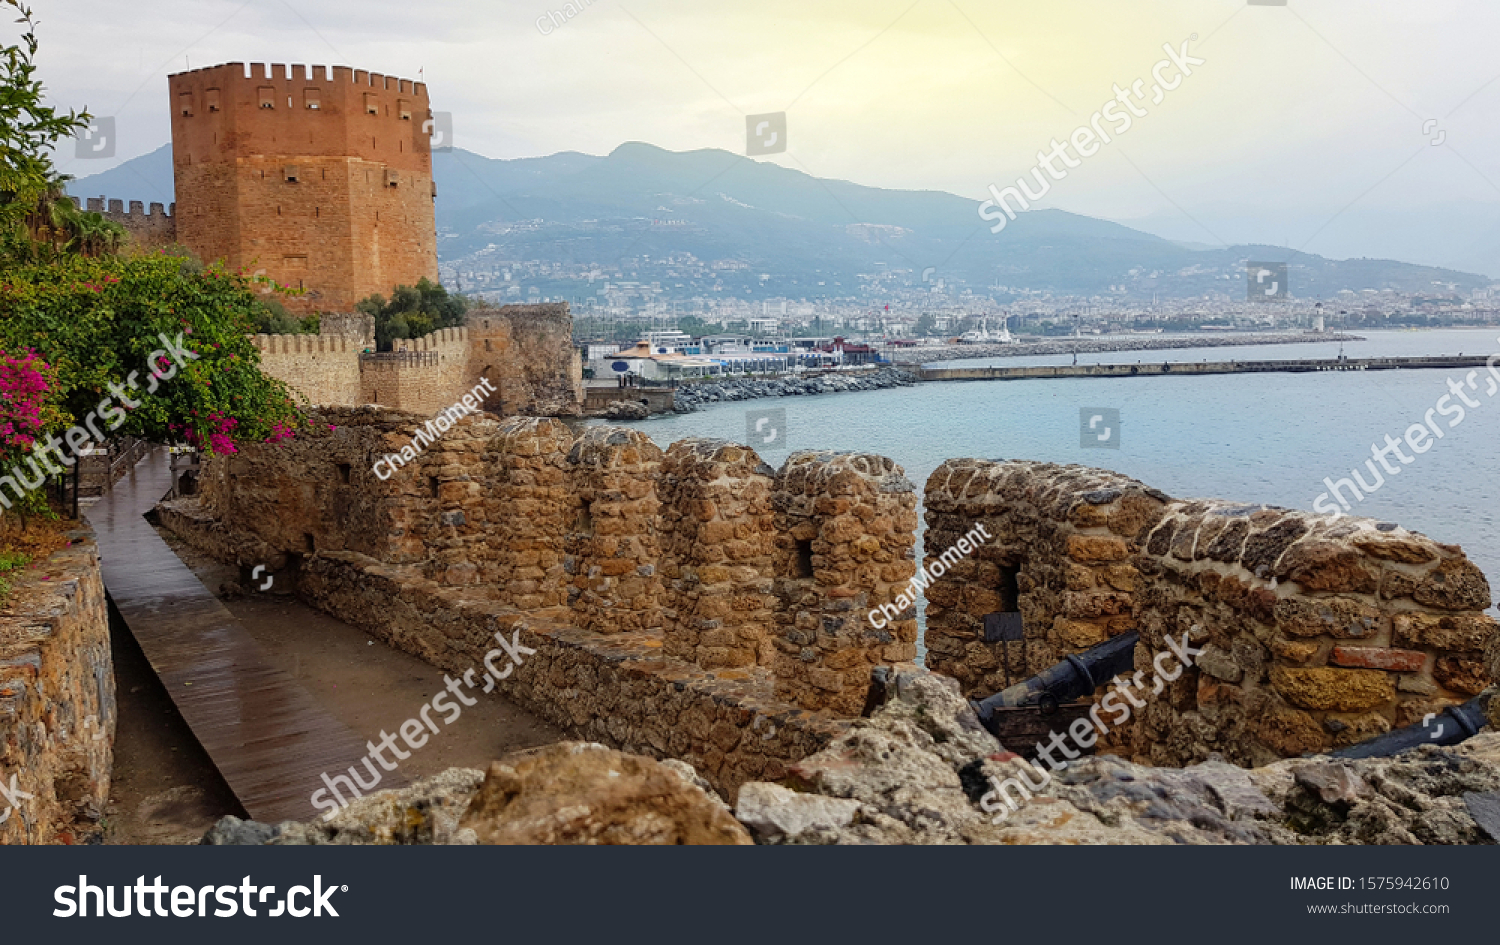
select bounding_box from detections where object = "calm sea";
[597,329,1500,625]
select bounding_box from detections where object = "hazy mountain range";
[68,142,1492,302]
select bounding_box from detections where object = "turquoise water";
[599,330,1500,619]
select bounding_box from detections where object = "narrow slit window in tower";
[793,539,814,578]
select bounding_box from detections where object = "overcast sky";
[33,0,1500,275]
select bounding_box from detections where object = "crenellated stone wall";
[922,459,1499,768]
[250,332,364,408]
[1131,499,1495,766]
[248,303,582,418]
[771,451,919,715]
[659,439,777,669]
[565,428,665,635]
[923,460,1169,692]
[489,417,575,608]
[165,423,1498,786]
[465,304,583,418]
[359,326,470,415]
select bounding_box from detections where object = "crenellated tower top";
[168,62,432,173]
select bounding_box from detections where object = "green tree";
[357,277,467,351]
[676,314,723,338]
[251,296,318,335]
[0,0,91,251]
[0,253,304,456]
[913,313,936,336]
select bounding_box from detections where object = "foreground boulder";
[201,673,1500,846]
[458,742,751,845]
[202,767,487,845]
[201,743,749,845]
[733,668,1500,845]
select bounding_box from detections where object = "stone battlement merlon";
[251,333,354,355]
[167,61,426,99]
[408,326,468,351]
[79,196,175,220]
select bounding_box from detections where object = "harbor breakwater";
[668,367,918,413]
[901,332,1363,365]
[920,354,1496,383]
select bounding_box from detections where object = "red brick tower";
[168,62,438,313]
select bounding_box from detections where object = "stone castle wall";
[0,531,114,844]
[772,451,919,715]
[659,439,777,670]
[923,460,1168,690]
[80,197,177,252]
[922,459,1499,768]
[167,409,894,794]
[247,304,582,417]
[465,304,584,417]
[168,430,1498,785]
[565,428,665,635]
[250,333,364,408]
[359,326,470,415]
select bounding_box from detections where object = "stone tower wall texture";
[168,62,438,313]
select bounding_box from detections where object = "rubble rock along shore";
[668,367,918,414]
[202,669,1500,846]
[897,332,1364,365]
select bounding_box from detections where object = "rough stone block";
[1274,597,1381,640]
[1066,535,1130,563]
[1433,657,1489,696]
[1270,666,1396,712]
[1392,612,1496,653]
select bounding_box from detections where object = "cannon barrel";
[970,631,1139,736]
[1331,693,1490,760]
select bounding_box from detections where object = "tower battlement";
[171,61,425,95]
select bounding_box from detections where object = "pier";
[918,354,1496,382]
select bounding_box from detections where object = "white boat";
[959,316,1014,345]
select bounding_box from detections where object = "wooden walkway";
[84,447,388,824]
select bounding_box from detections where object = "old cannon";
[1333,692,1491,759]
[969,631,1140,743]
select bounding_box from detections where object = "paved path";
[84,448,389,823]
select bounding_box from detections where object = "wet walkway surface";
[84,448,390,824]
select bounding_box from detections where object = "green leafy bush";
[357,277,467,351]
[0,252,304,453]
